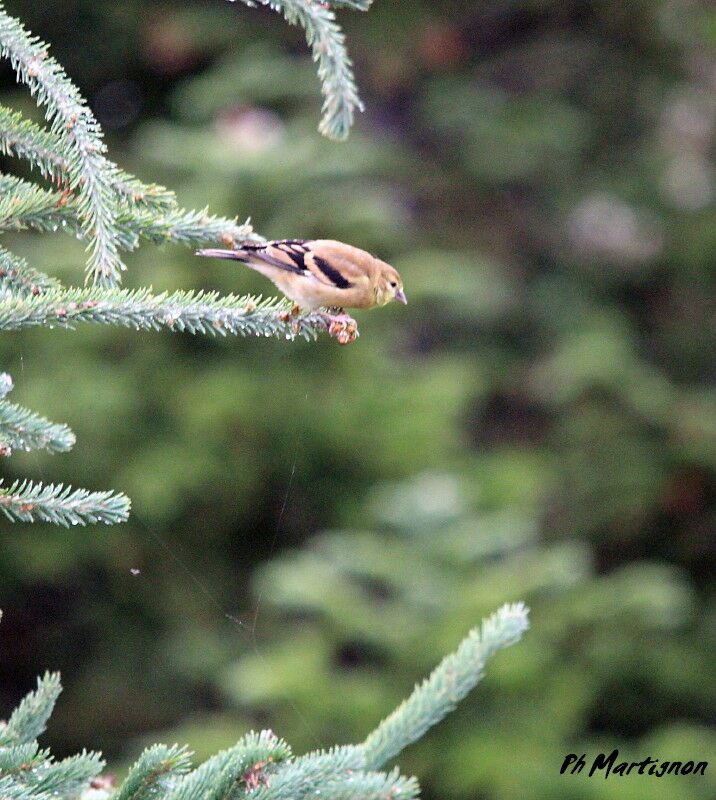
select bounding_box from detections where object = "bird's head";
[374,262,407,307]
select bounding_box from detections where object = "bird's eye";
[390,281,397,287]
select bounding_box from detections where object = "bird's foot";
[318,309,359,345]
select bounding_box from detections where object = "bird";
[196,239,407,313]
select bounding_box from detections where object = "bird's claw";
[320,311,359,345]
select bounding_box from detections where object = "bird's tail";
[195,248,249,261]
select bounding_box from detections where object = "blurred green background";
[0,1,714,798]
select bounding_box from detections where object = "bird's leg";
[317,307,359,345]
[318,307,351,325]
[321,306,350,322]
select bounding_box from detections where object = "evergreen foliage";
[228,0,368,140]
[0,287,326,339]
[361,603,529,770]
[0,370,126,525]
[0,480,129,525]
[0,372,73,455]
[0,1,365,525]
[0,246,59,297]
[0,5,125,286]
[0,605,529,800]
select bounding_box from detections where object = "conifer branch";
[0,174,258,252]
[0,4,124,285]
[0,104,67,182]
[0,776,45,800]
[165,731,291,800]
[119,207,260,250]
[360,603,530,769]
[0,173,74,234]
[0,286,333,340]
[317,769,419,800]
[248,746,366,800]
[232,0,363,140]
[30,752,106,795]
[114,745,193,800]
[0,480,130,526]
[0,741,43,774]
[0,606,529,798]
[108,171,177,212]
[0,246,60,297]
[0,105,177,211]
[0,672,62,746]
[0,395,76,456]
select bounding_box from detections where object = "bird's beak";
[394,287,408,304]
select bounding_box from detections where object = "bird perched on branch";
[196,239,407,312]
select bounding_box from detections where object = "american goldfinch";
[196,239,407,311]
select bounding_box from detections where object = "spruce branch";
[317,768,419,800]
[230,0,363,140]
[0,104,67,182]
[0,774,47,800]
[165,731,291,800]
[29,751,106,796]
[0,741,43,774]
[0,286,341,341]
[0,393,76,456]
[0,607,529,799]
[118,207,259,251]
[113,745,193,800]
[0,672,61,746]
[248,746,366,800]
[0,246,60,297]
[360,602,530,769]
[0,174,259,253]
[0,4,124,285]
[108,170,177,212]
[0,173,77,234]
[0,480,131,526]
[0,105,177,211]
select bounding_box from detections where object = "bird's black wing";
[197,240,311,275]
[241,240,312,275]
[257,240,355,289]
